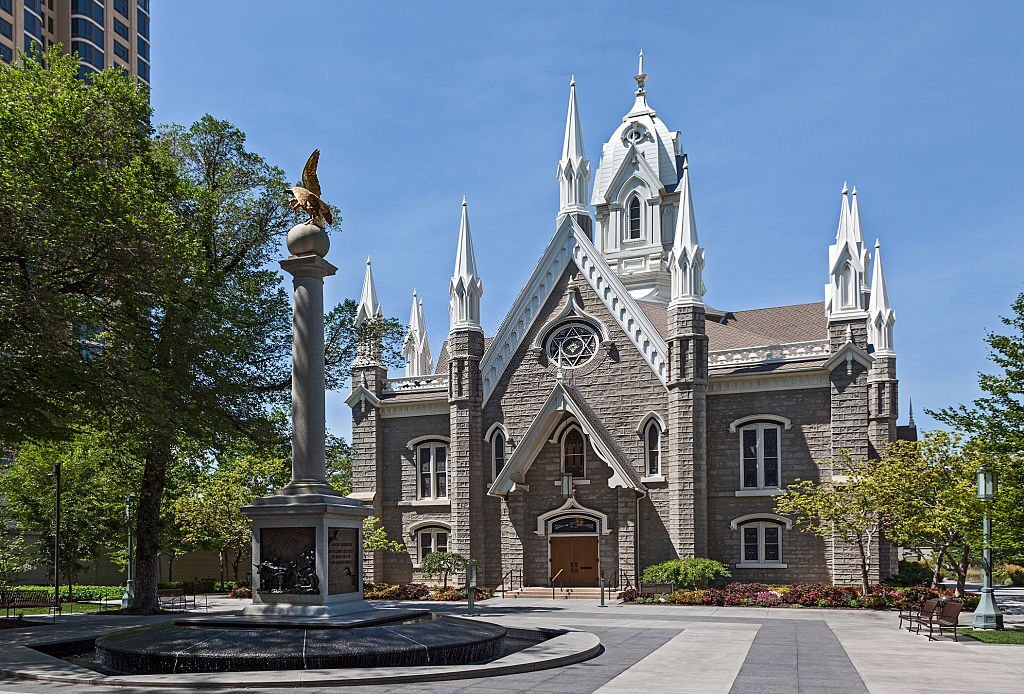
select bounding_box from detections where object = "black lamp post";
[121,495,135,609]
[49,461,61,617]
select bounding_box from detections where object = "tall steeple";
[449,198,483,333]
[403,289,434,377]
[355,257,382,326]
[868,239,896,356]
[668,156,705,307]
[825,184,870,321]
[557,76,591,234]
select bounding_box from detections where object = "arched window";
[416,526,449,563]
[492,430,506,480]
[739,423,781,490]
[841,263,856,309]
[644,420,661,476]
[627,195,642,240]
[416,441,448,499]
[738,520,785,567]
[565,168,574,200]
[562,428,585,478]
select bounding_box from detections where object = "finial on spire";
[570,74,575,86]
[634,49,647,95]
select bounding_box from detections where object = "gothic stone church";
[347,61,911,589]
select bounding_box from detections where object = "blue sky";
[150,1,1024,442]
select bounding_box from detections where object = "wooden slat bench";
[0,588,56,618]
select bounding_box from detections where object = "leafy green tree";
[875,432,1022,595]
[172,453,286,588]
[419,551,468,589]
[0,513,36,587]
[0,430,138,597]
[0,49,175,444]
[934,292,1024,455]
[775,453,885,595]
[362,517,406,554]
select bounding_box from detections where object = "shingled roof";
[636,300,828,350]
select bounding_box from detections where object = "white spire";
[355,256,382,326]
[557,77,591,226]
[449,198,483,333]
[403,289,434,377]
[668,155,705,307]
[825,183,869,321]
[849,186,865,247]
[868,238,896,356]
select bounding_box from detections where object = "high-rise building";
[0,0,150,84]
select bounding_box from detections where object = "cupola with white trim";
[591,51,687,303]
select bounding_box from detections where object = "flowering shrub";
[363,583,492,602]
[619,581,978,611]
[227,585,252,599]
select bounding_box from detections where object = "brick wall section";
[667,304,708,557]
[448,329,487,579]
[350,364,387,582]
[706,387,832,583]
[484,265,663,584]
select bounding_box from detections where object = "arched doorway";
[548,516,600,587]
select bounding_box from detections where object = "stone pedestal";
[244,494,369,616]
[243,222,371,616]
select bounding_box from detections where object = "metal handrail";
[498,569,524,598]
[550,568,565,600]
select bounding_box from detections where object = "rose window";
[546,323,599,367]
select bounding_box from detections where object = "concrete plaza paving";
[0,587,1022,693]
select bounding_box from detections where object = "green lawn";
[961,628,1024,644]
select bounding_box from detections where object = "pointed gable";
[488,382,646,496]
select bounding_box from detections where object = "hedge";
[620,582,980,611]
[8,585,125,601]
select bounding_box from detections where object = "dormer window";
[627,196,642,240]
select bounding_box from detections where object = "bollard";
[466,561,478,617]
[600,574,606,607]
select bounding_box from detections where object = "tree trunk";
[931,545,949,588]
[219,547,226,592]
[955,546,970,598]
[856,536,870,595]
[231,551,243,583]
[168,553,175,583]
[128,441,171,614]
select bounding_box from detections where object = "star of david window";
[546,323,599,368]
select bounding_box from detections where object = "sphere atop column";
[287,222,330,258]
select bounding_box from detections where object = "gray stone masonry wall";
[351,364,387,582]
[376,412,450,584]
[448,329,487,581]
[869,354,899,579]
[706,386,832,584]
[667,304,708,557]
[484,263,667,584]
[828,318,881,585]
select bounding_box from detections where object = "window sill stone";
[736,562,788,569]
[734,488,783,497]
[641,475,666,484]
[398,499,451,507]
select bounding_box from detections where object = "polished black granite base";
[94,613,508,674]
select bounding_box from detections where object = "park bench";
[0,587,56,618]
[898,597,939,630]
[913,598,965,641]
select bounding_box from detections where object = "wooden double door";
[549,536,599,587]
